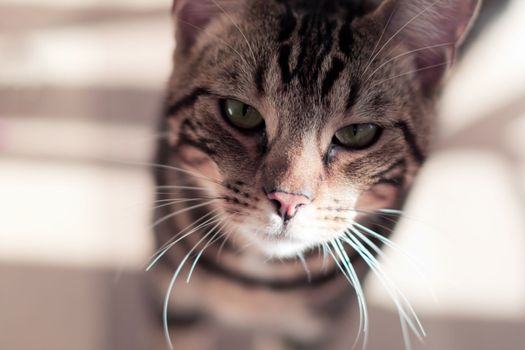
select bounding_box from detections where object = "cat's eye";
[220,99,264,131]
[333,123,382,150]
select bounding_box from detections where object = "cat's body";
[150,1,479,349]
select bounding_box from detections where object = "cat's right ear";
[172,0,227,55]
[369,0,480,95]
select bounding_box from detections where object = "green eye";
[221,99,264,130]
[334,123,382,149]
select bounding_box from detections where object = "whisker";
[151,208,222,257]
[326,241,368,350]
[177,18,251,68]
[152,196,220,202]
[116,197,217,215]
[209,0,257,66]
[155,185,212,191]
[321,244,329,271]
[150,200,217,233]
[297,253,312,283]
[185,217,231,283]
[350,223,437,304]
[377,208,403,215]
[365,0,443,74]
[151,198,222,211]
[94,156,225,186]
[361,0,399,77]
[352,222,414,262]
[371,62,448,87]
[342,232,426,339]
[327,206,429,230]
[161,223,220,349]
[147,211,223,271]
[216,229,235,259]
[400,312,414,350]
[365,42,454,83]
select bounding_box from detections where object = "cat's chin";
[252,237,316,259]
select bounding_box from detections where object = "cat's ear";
[372,0,480,95]
[172,0,226,55]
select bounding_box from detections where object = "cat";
[149,1,479,349]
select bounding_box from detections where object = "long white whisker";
[94,157,224,185]
[297,253,312,282]
[146,212,223,271]
[372,62,448,87]
[362,0,398,77]
[185,217,230,283]
[155,185,211,191]
[377,208,404,215]
[400,312,414,350]
[351,223,438,305]
[151,198,220,212]
[209,0,257,66]
[327,241,368,350]
[365,42,453,83]
[186,215,237,282]
[151,208,221,257]
[321,243,329,271]
[162,223,220,349]
[150,200,217,233]
[366,0,443,73]
[343,232,426,339]
[352,222,415,263]
[177,18,251,68]
[216,229,235,259]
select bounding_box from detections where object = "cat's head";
[165,0,479,258]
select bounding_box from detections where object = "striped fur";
[150,1,479,349]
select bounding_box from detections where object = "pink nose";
[267,192,311,220]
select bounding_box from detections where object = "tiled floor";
[1,1,524,349]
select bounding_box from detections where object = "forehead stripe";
[338,20,354,56]
[346,81,360,110]
[321,57,346,98]
[254,62,267,95]
[276,1,297,42]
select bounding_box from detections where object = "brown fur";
[151,1,479,349]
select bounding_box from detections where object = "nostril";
[267,191,311,220]
[270,199,282,211]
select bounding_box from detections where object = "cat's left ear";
[172,0,230,55]
[371,0,480,95]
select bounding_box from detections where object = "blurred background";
[0,0,524,349]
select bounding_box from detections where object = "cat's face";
[165,0,478,258]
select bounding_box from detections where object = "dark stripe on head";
[338,5,358,57]
[255,63,267,95]
[278,44,293,84]
[394,122,426,164]
[310,19,335,84]
[346,81,360,110]
[165,87,210,117]
[321,58,345,98]
[277,1,297,42]
[338,22,353,56]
